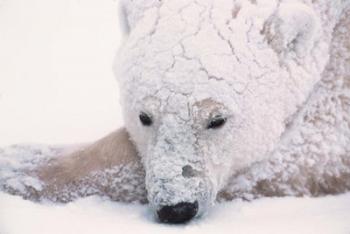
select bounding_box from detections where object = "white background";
[0,0,123,146]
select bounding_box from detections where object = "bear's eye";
[207,116,226,129]
[139,112,153,126]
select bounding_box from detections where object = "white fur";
[115,0,350,214]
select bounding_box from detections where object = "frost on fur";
[0,130,147,203]
[116,0,350,214]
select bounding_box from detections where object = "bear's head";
[115,0,328,223]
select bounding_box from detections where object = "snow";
[1,192,350,234]
[0,0,350,233]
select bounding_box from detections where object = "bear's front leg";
[0,128,147,203]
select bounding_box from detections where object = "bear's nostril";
[157,201,198,224]
[182,165,197,178]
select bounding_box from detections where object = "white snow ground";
[1,192,350,234]
[0,0,349,233]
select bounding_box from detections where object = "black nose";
[157,201,198,224]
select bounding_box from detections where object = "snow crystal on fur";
[115,0,350,213]
[0,145,60,199]
[0,144,147,203]
[221,4,350,200]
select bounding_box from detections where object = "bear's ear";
[119,0,163,34]
[263,2,320,59]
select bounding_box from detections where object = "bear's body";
[224,5,350,199]
[0,0,349,221]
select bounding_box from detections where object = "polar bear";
[1,0,350,224]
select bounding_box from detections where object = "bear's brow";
[193,98,226,121]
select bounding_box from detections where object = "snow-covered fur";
[1,0,349,218]
[117,0,350,214]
